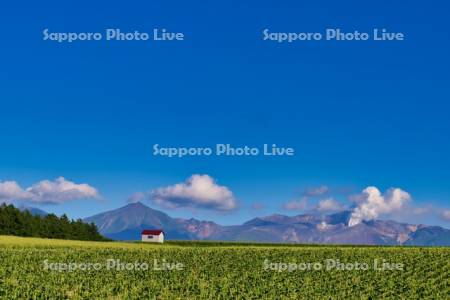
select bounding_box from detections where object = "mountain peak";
[125,201,147,208]
[18,206,48,217]
[84,202,191,240]
[325,210,352,225]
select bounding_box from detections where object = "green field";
[0,236,449,299]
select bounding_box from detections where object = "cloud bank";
[316,198,344,213]
[0,177,99,204]
[348,186,411,226]
[130,174,237,211]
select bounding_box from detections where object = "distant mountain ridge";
[84,202,191,240]
[18,206,48,217]
[84,202,450,246]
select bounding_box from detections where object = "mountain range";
[83,202,450,246]
[18,206,48,217]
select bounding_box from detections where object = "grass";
[0,235,449,299]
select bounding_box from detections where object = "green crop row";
[0,236,449,299]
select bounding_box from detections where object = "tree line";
[0,204,108,241]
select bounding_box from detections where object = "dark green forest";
[0,204,108,241]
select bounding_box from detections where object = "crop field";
[0,236,449,299]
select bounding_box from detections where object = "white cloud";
[348,186,411,226]
[316,198,344,213]
[303,185,329,196]
[0,177,99,204]
[0,181,28,203]
[283,198,308,211]
[147,174,237,211]
[127,192,146,203]
[441,210,450,222]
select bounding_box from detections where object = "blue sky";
[0,1,449,227]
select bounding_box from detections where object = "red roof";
[141,229,163,235]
